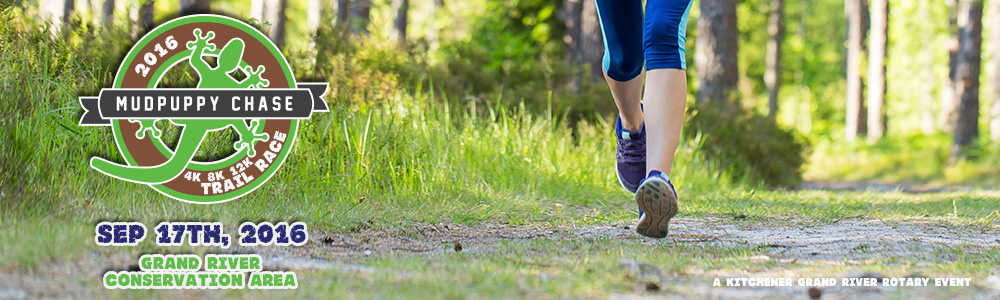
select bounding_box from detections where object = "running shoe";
[635,171,678,238]
[615,116,645,193]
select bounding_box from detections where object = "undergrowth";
[0,13,746,228]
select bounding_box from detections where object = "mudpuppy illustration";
[91,29,271,184]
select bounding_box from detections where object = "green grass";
[0,13,741,267]
[5,186,998,270]
[71,237,1000,299]
[806,134,1000,187]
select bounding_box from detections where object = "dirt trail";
[799,180,970,193]
[2,217,998,299]
[287,217,999,299]
[290,217,999,263]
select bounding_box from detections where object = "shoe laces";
[618,137,645,164]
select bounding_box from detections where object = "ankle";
[619,112,644,131]
[647,170,668,180]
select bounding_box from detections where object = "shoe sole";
[634,177,678,238]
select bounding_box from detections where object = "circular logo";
[85,15,312,203]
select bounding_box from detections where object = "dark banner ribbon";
[79,83,329,126]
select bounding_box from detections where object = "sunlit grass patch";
[806,134,1000,187]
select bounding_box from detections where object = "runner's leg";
[642,0,693,176]
[595,0,645,131]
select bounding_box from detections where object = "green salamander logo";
[79,15,328,204]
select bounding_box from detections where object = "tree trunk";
[990,0,1000,141]
[141,1,155,30]
[765,0,784,119]
[696,0,740,106]
[941,0,961,132]
[391,0,408,45]
[844,0,868,142]
[560,0,583,92]
[794,0,812,133]
[313,0,337,76]
[180,0,210,16]
[427,0,442,53]
[41,0,69,35]
[866,0,887,142]
[250,0,264,20]
[580,0,603,82]
[920,0,936,134]
[263,0,287,49]
[62,0,73,25]
[103,0,114,26]
[133,0,155,39]
[308,0,323,35]
[951,0,983,162]
[337,0,351,33]
[352,0,371,35]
